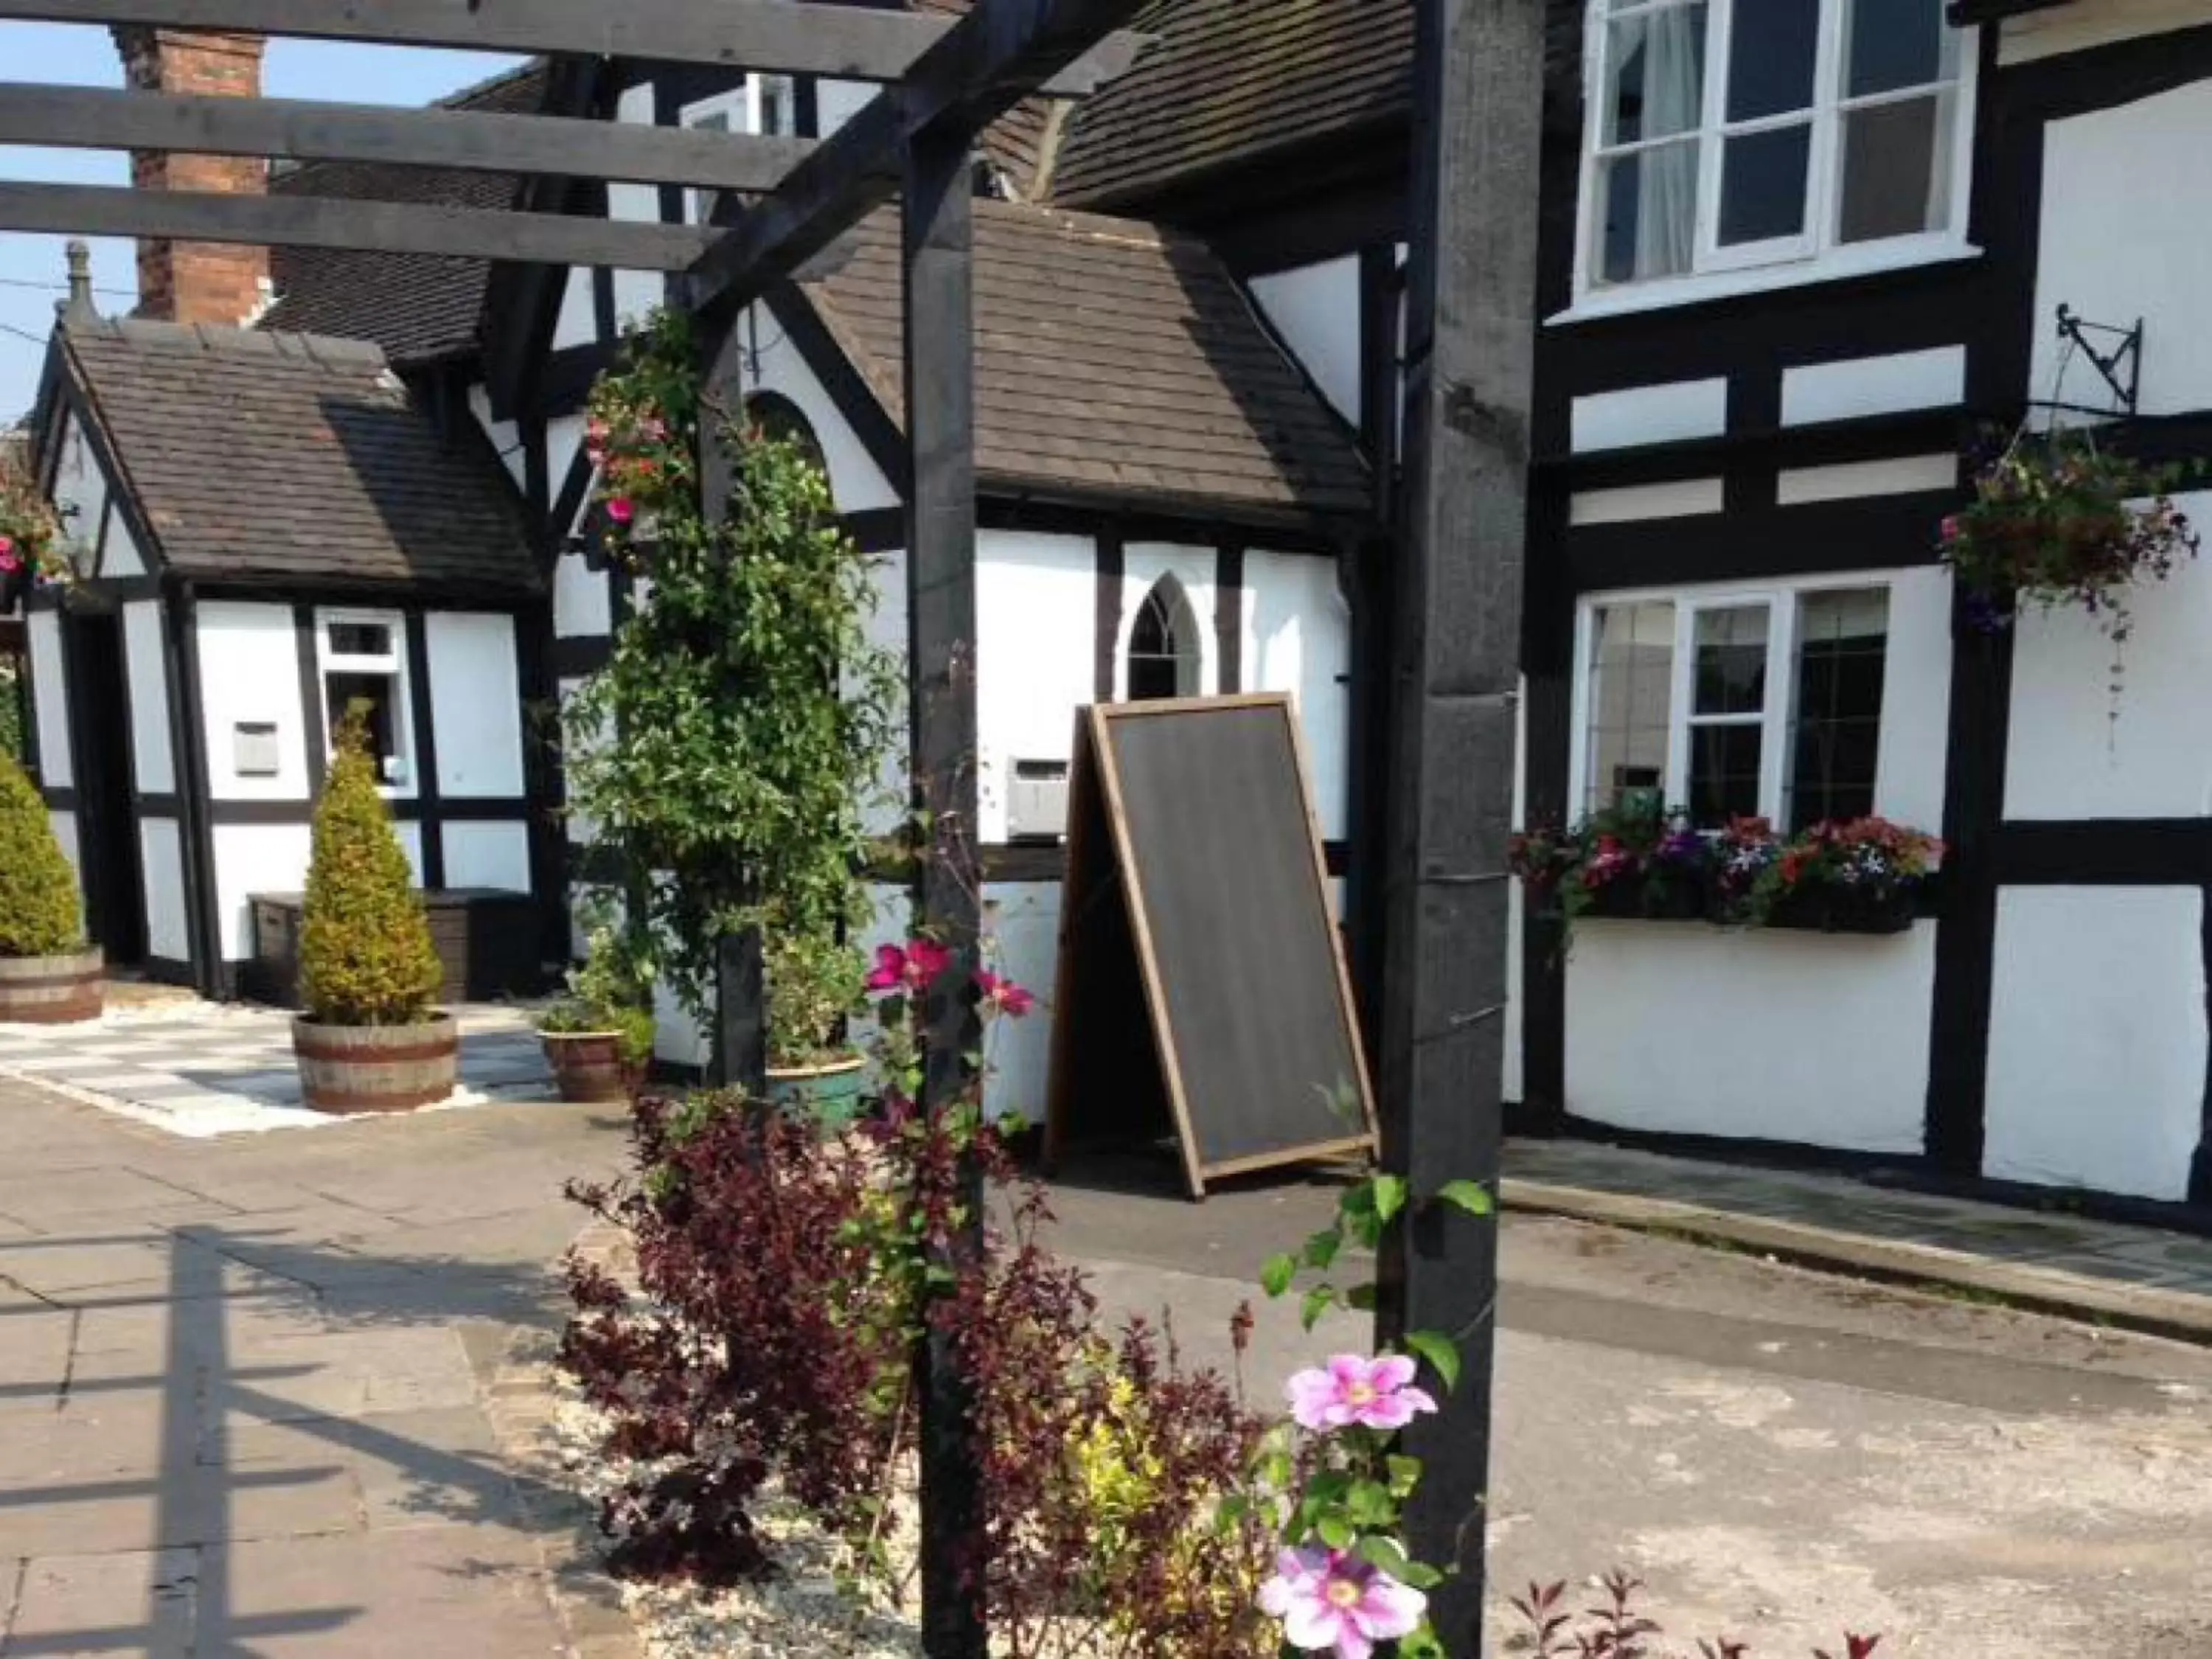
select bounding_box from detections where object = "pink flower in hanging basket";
[1259,1546,1427,1658]
[1286,1353,1438,1433]
[605,497,636,526]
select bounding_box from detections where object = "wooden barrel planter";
[541,1031,642,1104]
[767,1054,869,1130]
[0,948,103,1024]
[292,1013,459,1114]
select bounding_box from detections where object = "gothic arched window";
[1125,574,1203,702]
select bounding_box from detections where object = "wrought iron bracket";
[2041,302,2143,420]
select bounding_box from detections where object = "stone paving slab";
[0,1001,556,1138]
[1503,1138,2212,1343]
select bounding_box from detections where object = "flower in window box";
[1752,816,1942,933]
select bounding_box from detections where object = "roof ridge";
[73,315,391,372]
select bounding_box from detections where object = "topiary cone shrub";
[0,751,85,959]
[299,714,442,1027]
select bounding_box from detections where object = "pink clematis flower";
[1286,1354,1439,1434]
[605,496,636,526]
[864,938,953,995]
[1259,1547,1426,1659]
[977,971,1035,1018]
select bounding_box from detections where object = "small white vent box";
[1007,758,1069,842]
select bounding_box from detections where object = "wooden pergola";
[0,0,1542,1649]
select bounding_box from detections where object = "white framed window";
[317,611,416,793]
[1121,575,1204,702]
[1573,581,1891,830]
[680,75,799,225]
[1577,0,1972,302]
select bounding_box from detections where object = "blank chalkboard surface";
[1044,695,1377,1198]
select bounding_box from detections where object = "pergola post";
[1375,0,1545,1653]
[902,119,988,1659]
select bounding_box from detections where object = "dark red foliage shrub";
[1511,1574,1881,1659]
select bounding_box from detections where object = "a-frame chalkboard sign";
[1043,695,1377,1199]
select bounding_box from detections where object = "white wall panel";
[50,810,81,903]
[138,816,187,961]
[470,383,526,490]
[1568,477,1726,525]
[1242,551,1352,840]
[1567,922,1935,1152]
[982,883,1060,1120]
[2006,493,2212,820]
[1119,543,1220,698]
[1775,453,1959,505]
[554,550,612,639]
[1781,347,1965,427]
[1570,378,1728,453]
[1247,257,1362,424]
[212,823,311,960]
[1872,566,1954,832]
[195,601,308,801]
[122,599,173,793]
[425,612,526,798]
[552,267,598,349]
[100,510,147,579]
[27,611,71,787]
[976,532,1093,846]
[48,415,107,562]
[1986,887,2205,1201]
[442,821,532,892]
[2035,77,2212,417]
[818,79,878,135]
[610,83,664,322]
[743,303,900,512]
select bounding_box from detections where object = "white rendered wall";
[1780,348,1966,427]
[122,599,173,793]
[50,810,81,902]
[2034,80,2212,417]
[975,531,1093,845]
[425,613,526,798]
[610,83,664,324]
[546,413,588,512]
[552,268,598,350]
[443,821,532,892]
[1566,921,1935,1152]
[138,817,187,962]
[1570,379,1728,452]
[1242,551,1352,841]
[1247,257,1362,425]
[554,551,611,639]
[818,79,878,135]
[742,304,900,512]
[2006,490,2212,819]
[1986,886,2205,1201]
[48,415,107,561]
[1118,543,1219,698]
[27,611,71,787]
[857,547,911,840]
[100,510,147,579]
[1871,566,1954,831]
[982,883,1060,1120]
[470,383,526,491]
[195,602,308,801]
[212,823,310,960]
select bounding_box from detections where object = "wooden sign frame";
[1043,693,1379,1198]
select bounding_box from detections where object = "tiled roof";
[908,0,1069,199]
[1051,0,1416,210]
[62,319,538,594]
[258,61,550,366]
[797,201,1370,524]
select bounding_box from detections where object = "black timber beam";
[0,82,815,191]
[1947,0,2072,21]
[0,181,717,270]
[684,0,1149,324]
[1374,0,1545,1653]
[0,0,1139,91]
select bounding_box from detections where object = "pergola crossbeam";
[0,181,718,270]
[0,0,1144,92]
[0,83,815,191]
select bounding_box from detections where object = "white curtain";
[1614,4,1704,279]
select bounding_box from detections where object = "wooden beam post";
[1374,0,1543,1654]
[902,118,987,1659]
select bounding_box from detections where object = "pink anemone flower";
[1286,1353,1439,1434]
[1259,1547,1426,1659]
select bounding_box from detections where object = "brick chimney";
[111,27,270,326]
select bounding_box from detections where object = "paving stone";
[3,1547,198,1658]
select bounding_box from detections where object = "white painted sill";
[1545,240,1985,328]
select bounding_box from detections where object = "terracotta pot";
[540,1030,643,1104]
[0,947,103,1024]
[766,1054,869,1129]
[292,1012,459,1114]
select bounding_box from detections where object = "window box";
[1759,884,1917,935]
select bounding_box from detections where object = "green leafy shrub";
[0,750,84,957]
[763,928,863,1069]
[299,714,442,1026]
[540,925,657,1064]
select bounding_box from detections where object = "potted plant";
[1509,801,1709,929]
[764,928,868,1125]
[563,310,902,1105]
[538,925,656,1104]
[1748,817,1943,935]
[0,751,101,1022]
[292,712,453,1113]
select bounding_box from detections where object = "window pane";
[1587,602,1675,813]
[1692,605,1767,716]
[1688,723,1763,827]
[1838,93,1954,243]
[1847,0,1959,96]
[327,622,393,658]
[1728,0,1819,120]
[1598,140,1699,284]
[1718,124,1811,246]
[327,669,405,781]
[1789,588,1888,830]
[1604,4,1707,145]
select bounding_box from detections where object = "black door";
[64,608,146,967]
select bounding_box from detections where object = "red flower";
[864,938,953,996]
[606,497,636,526]
[977,972,1035,1018]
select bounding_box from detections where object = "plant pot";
[766,1054,868,1129]
[0,947,102,1023]
[292,1012,459,1114]
[1762,887,1918,936]
[540,1030,644,1105]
